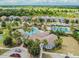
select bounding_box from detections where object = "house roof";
[28,31,57,44]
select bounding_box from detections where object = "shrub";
[24,39,41,57]
[14,38,22,46]
[1,21,6,27]
[50,30,66,36]
[3,36,13,47]
[54,36,63,48]
[42,39,48,45]
[11,30,21,38]
[29,45,40,57]
[73,30,79,42]
[0,30,3,34]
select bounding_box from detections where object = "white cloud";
[31,0,79,3]
[8,0,17,3]
[32,0,56,2]
[57,0,78,3]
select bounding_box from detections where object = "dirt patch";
[56,36,79,56]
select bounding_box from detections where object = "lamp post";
[39,43,44,58]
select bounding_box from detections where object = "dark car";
[10,53,21,58]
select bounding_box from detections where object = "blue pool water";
[25,27,39,36]
[52,26,70,33]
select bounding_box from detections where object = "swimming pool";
[25,27,40,36]
[51,26,71,33]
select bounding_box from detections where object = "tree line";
[0,7,78,18]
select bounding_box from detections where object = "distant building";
[1,16,7,21]
[21,16,31,22]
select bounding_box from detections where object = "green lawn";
[0,38,5,47]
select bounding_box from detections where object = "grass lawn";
[0,29,9,48]
[0,39,5,47]
[0,49,8,55]
[53,36,79,56]
[42,53,52,58]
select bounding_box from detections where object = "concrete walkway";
[0,47,30,58]
[42,51,79,58]
[0,47,10,50]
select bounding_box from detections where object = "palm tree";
[54,36,63,48]
[42,39,48,45]
[1,21,6,28]
[70,20,75,31]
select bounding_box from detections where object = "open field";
[54,36,79,56]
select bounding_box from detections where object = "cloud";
[32,0,78,3]
[9,0,17,3]
[32,0,79,5]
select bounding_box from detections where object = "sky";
[0,0,79,5]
